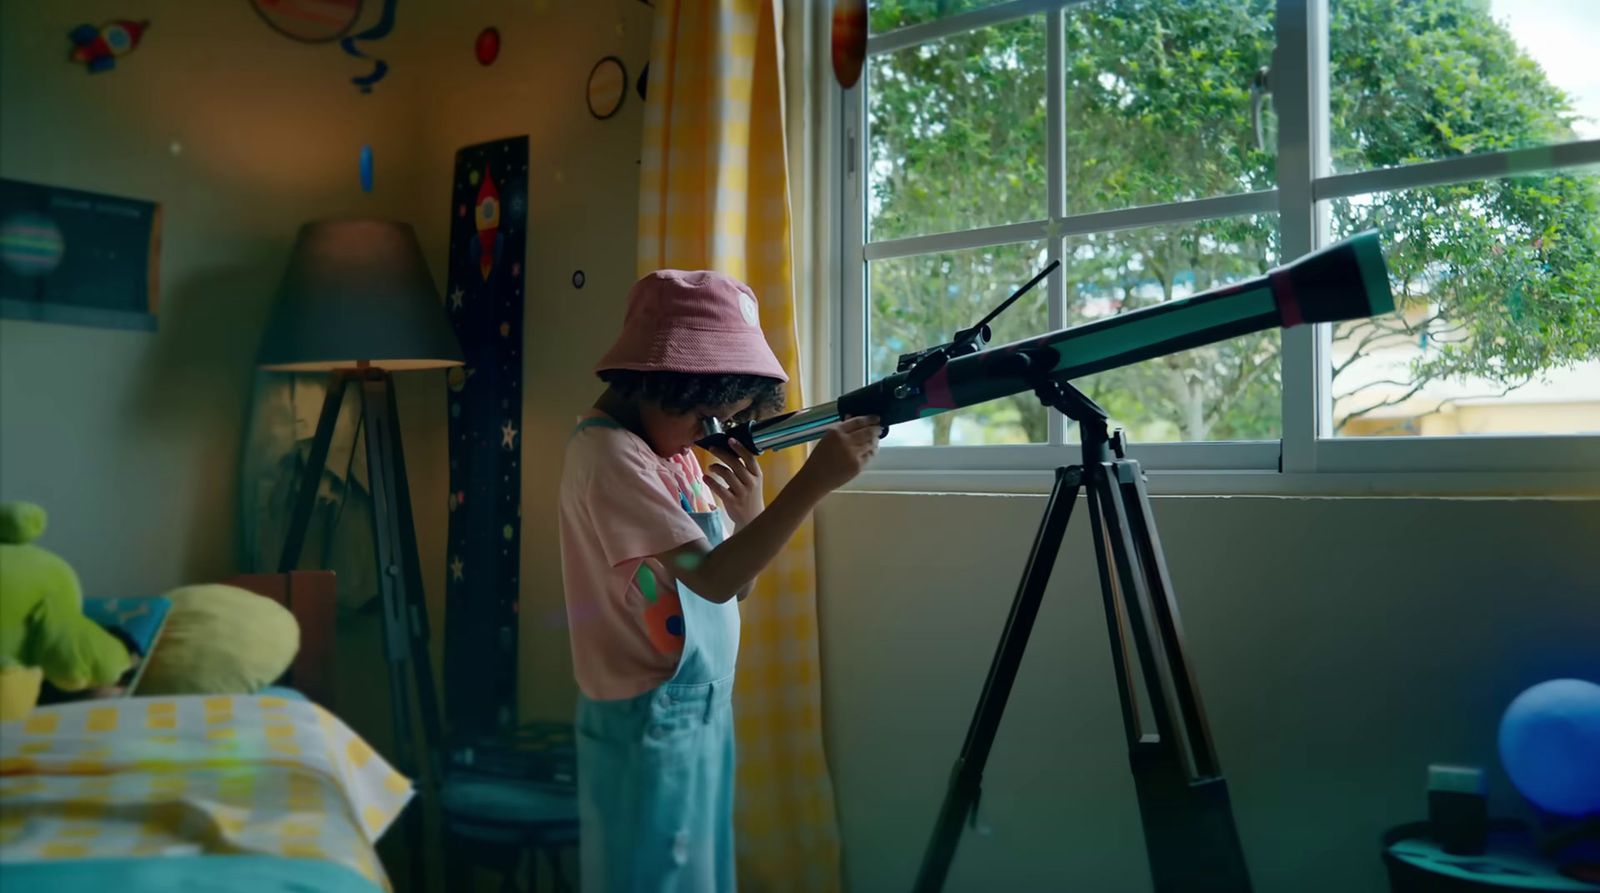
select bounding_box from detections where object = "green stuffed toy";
[0,502,132,720]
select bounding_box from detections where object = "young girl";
[560,269,879,891]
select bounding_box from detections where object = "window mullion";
[1046,7,1066,447]
[841,75,867,400]
[1275,0,1321,473]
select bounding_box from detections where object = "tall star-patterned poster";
[443,135,527,735]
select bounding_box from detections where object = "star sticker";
[501,420,519,449]
[450,556,464,582]
[450,287,464,310]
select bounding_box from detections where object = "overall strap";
[568,415,623,441]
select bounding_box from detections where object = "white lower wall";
[816,492,1600,892]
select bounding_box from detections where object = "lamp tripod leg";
[279,370,349,573]
[358,370,430,890]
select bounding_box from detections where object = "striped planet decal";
[250,0,363,44]
[0,213,65,277]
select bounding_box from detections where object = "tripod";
[279,365,447,882]
[914,377,1252,893]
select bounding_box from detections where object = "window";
[839,0,1600,482]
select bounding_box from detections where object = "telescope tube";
[701,230,1393,455]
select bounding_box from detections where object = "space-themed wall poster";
[442,135,528,734]
[0,177,161,332]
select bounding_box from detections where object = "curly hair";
[599,369,786,421]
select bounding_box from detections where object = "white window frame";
[832,0,1600,495]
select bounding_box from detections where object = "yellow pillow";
[138,585,300,696]
[0,665,43,721]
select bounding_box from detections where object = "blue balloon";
[1498,678,1600,817]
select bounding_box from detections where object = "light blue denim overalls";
[571,416,741,893]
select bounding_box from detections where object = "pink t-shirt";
[559,412,727,701]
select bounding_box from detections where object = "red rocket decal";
[473,168,502,281]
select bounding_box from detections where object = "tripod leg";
[914,466,1083,893]
[380,374,448,774]
[1118,466,1220,777]
[279,371,348,573]
[1093,463,1252,893]
[1084,471,1143,751]
[359,374,429,888]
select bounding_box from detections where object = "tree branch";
[1335,377,1427,400]
[1337,378,1534,435]
[1334,382,1429,432]
[1203,354,1275,427]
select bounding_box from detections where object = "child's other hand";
[706,440,766,526]
[798,416,882,495]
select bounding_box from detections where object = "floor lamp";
[256,218,462,878]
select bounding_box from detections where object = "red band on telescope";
[925,364,956,409]
[1270,269,1304,328]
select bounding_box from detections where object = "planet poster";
[442,135,528,735]
[0,177,161,332]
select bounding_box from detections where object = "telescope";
[697,230,1393,454]
[700,232,1396,893]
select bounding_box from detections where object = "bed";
[0,573,409,892]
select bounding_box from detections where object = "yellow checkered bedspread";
[0,694,412,888]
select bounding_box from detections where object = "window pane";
[1330,0,1600,173]
[868,17,1046,240]
[1329,169,1600,437]
[870,0,1010,33]
[1063,0,1275,214]
[1067,215,1282,443]
[869,242,1050,445]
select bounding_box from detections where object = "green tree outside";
[865,0,1599,444]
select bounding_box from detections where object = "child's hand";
[706,440,766,526]
[797,416,882,495]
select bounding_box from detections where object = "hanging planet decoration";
[249,0,362,42]
[587,56,627,120]
[572,270,585,289]
[475,27,499,65]
[248,0,398,93]
[831,0,867,89]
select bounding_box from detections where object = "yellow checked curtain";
[636,0,842,889]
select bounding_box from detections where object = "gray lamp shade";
[257,219,465,372]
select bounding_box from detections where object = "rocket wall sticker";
[69,20,149,73]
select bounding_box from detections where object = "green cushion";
[138,585,299,696]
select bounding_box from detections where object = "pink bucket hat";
[594,270,789,382]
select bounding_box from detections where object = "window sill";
[845,467,1600,498]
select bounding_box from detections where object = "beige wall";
[402,0,657,722]
[818,492,1600,892]
[0,0,425,595]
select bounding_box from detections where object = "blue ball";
[1497,678,1600,818]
